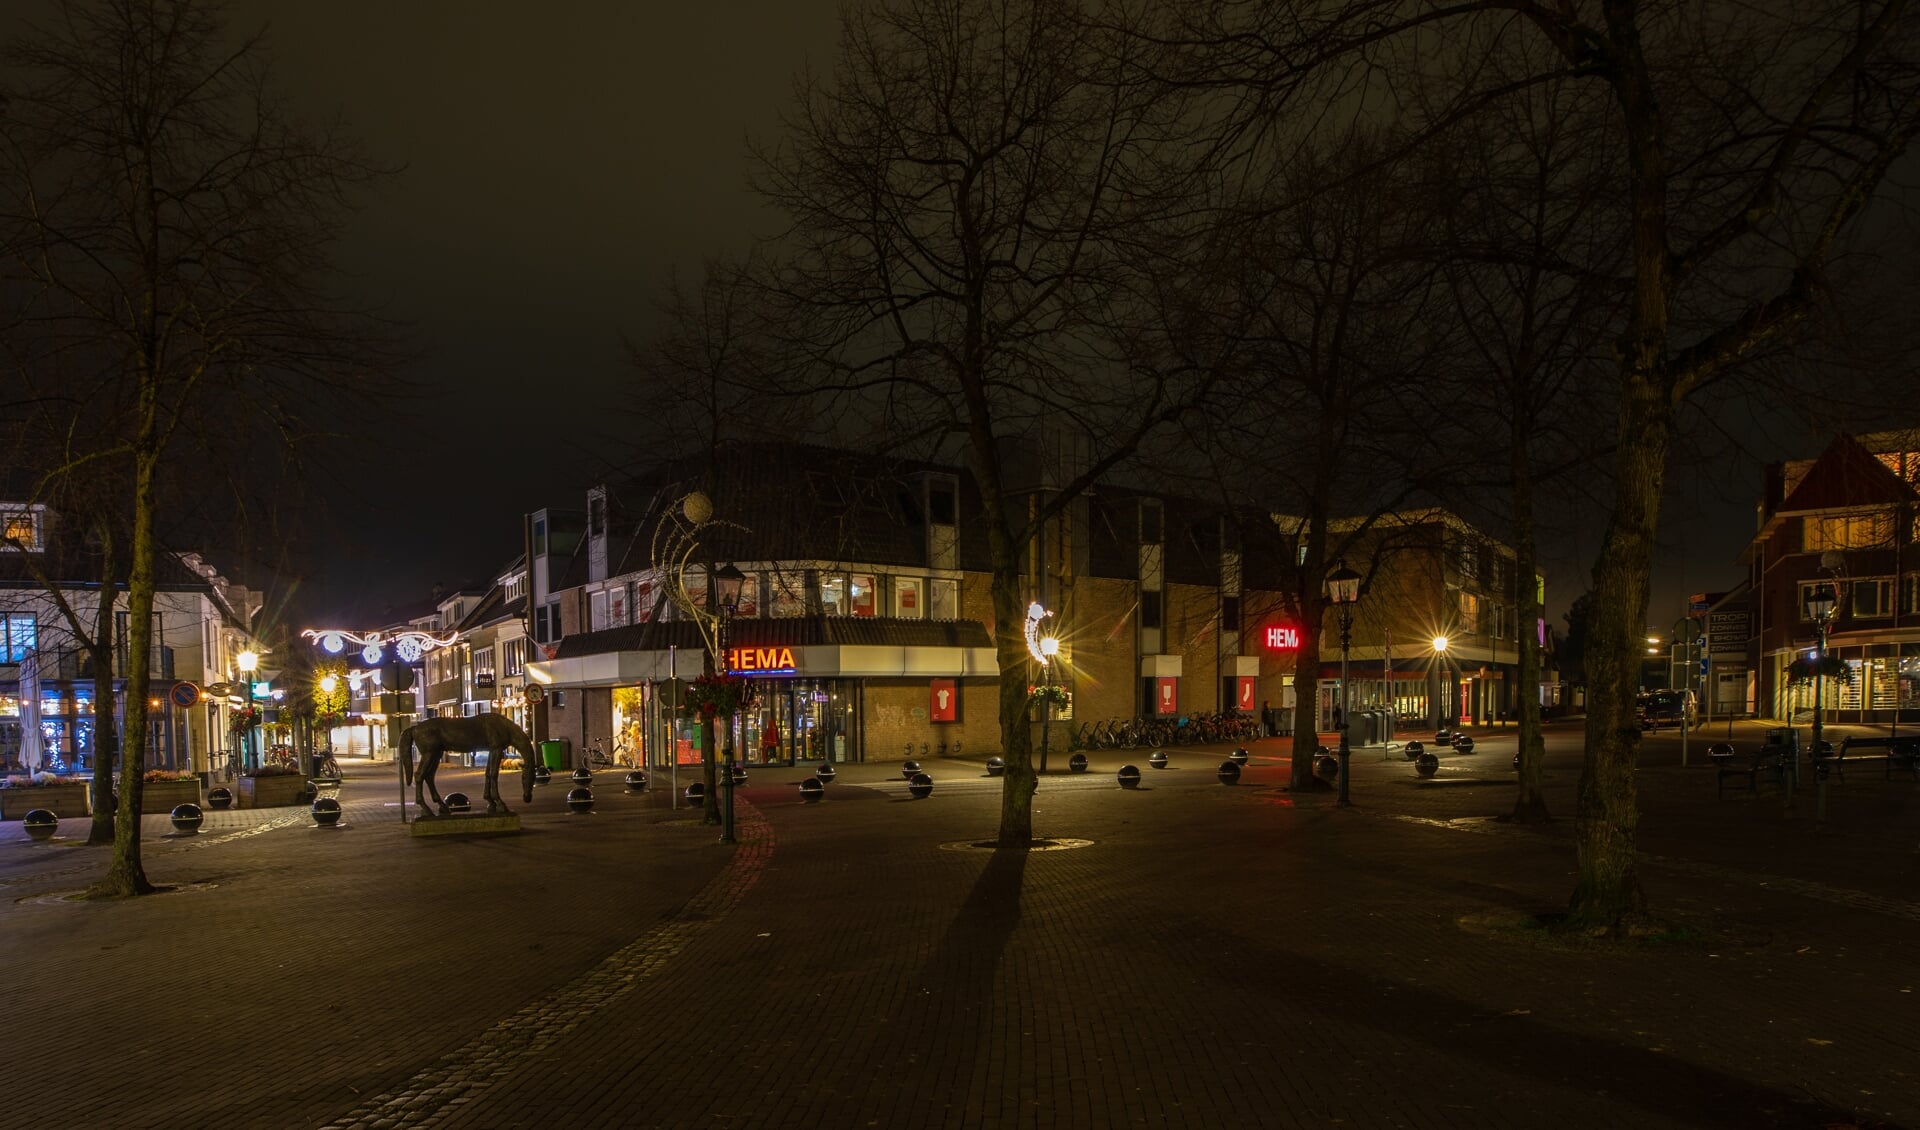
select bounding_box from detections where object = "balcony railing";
[11,645,176,682]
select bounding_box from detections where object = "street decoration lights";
[236,649,260,771]
[1326,562,1361,806]
[651,490,750,831]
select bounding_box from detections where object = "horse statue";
[398,715,540,816]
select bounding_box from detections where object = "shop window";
[929,579,958,620]
[895,577,923,619]
[849,574,877,617]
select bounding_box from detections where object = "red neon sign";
[1263,625,1301,651]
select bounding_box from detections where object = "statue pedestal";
[410,812,521,838]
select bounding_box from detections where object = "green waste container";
[540,739,568,771]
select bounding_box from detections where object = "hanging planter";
[680,674,753,718]
[229,705,263,734]
[1784,655,1851,685]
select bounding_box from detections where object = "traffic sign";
[168,681,200,708]
[525,683,545,705]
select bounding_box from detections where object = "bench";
[1716,749,1786,799]
[1837,736,1920,780]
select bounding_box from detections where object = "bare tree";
[0,0,397,896]
[1167,0,1920,935]
[751,0,1211,845]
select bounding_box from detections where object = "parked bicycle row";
[1071,712,1262,750]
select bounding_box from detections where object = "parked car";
[1637,690,1697,730]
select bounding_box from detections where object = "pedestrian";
[1261,700,1273,738]
[761,719,780,765]
[1332,705,1343,732]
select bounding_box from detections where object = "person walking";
[761,718,781,765]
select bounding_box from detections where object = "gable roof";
[1775,433,1920,514]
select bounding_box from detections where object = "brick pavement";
[0,725,1914,1129]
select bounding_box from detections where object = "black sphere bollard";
[312,796,343,827]
[985,757,1005,777]
[567,786,594,813]
[1117,765,1141,789]
[685,781,706,805]
[730,764,748,786]
[902,759,922,780]
[1707,741,1736,760]
[1453,735,1475,754]
[624,770,648,792]
[816,763,837,783]
[908,772,934,799]
[444,792,471,813]
[571,767,593,785]
[1513,753,1522,772]
[799,776,825,803]
[1218,760,1241,785]
[1148,750,1168,769]
[1403,740,1424,761]
[1228,747,1249,766]
[22,809,58,841]
[207,787,233,810]
[534,765,552,786]
[1435,728,1453,746]
[1314,753,1339,781]
[1069,753,1088,773]
[170,802,204,834]
[1415,752,1440,778]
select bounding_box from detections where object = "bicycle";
[588,739,634,769]
[315,752,342,779]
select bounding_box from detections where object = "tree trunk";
[85,547,120,845]
[989,521,1039,847]
[1506,410,1551,824]
[93,452,157,897]
[1567,382,1671,932]
[1288,626,1323,791]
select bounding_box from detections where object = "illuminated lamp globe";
[682,491,713,526]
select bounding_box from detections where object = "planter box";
[2,783,92,820]
[140,779,203,813]
[237,774,313,809]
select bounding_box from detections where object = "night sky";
[9,1,1904,632]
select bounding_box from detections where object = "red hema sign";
[1263,625,1301,651]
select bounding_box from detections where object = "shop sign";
[1235,676,1256,711]
[929,678,957,722]
[1155,676,1179,715]
[1262,625,1301,651]
[726,646,797,674]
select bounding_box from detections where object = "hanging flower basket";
[229,705,263,733]
[1784,655,1851,684]
[681,674,753,718]
[1029,685,1070,708]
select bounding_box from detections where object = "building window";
[1458,591,1480,633]
[821,574,847,616]
[2,615,34,662]
[1904,572,1920,615]
[505,572,525,603]
[849,574,877,617]
[533,518,548,556]
[895,577,923,619]
[503,638,528,677]
[769,570,807,618]
[928,479,957,525]
[1221,594,1240,630]
[1141,589,1163,630]
[1798,580,1846,621]
[2,511,42,552]
[590,590,611,631]
[929,579,958,620]
[1851,577,1894,618]
[1804,513,1893,551]
[1455,540,1480,581]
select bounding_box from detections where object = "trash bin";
[540,739,568,771]
[310,753,327,778]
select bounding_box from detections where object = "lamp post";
[236,649,259,772]
[1025,602,1059,772]
[1326,562,1361,806]
[1431,635,1450,730]
[1804,582,1837,798]
[714,562,746,846]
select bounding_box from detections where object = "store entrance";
[750,679,861,765]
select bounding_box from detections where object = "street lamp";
[1804,581,1837,783]
[1326,562,1361,806]
[236,649,259,772]
[1025,602,1060,772]
[714,562,747,845]
[1431,635,1450,730]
